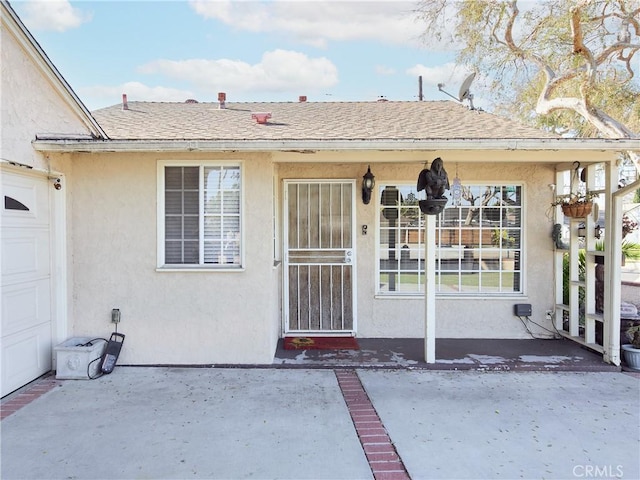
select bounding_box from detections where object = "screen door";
[284,181,355,334]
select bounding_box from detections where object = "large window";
[158,162,242,268]
[377,183,523,295]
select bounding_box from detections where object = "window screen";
[162,164,241,267]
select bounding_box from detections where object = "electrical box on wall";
[514,304,532,316]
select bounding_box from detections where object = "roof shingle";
[91,100,558,141]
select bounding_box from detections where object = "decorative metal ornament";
[452,176,462,206]
[416,157,450,215]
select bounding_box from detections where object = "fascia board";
[32,137,640,154]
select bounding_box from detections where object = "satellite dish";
[458,73,476,101]
[437,72,477,110]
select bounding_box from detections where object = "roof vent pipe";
[218,92,226,109]
[299,95,307,102]
[122,94,128,110]
[251,112,271,124]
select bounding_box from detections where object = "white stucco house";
[2,1,639,396]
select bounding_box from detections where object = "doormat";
[283,336,359,350]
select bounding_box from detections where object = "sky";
[9,0,483,112]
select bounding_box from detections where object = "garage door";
[1,169,52,397]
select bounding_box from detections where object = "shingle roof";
[91,100,558,141]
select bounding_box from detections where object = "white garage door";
[1,169,53,397]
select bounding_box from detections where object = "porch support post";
[605,189,621,365]
[605,173,639,365]
[424,214,436,363]
[604,161,617,365]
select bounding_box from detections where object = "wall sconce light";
[362,165,375,204]
[577,224,602,239]
[577,226,586,237]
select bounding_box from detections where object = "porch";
[273,338,624,372]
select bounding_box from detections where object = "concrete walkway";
[1,367,639,480]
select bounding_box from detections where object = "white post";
[606,192,622,365]
[425,213,436,363]
[604,167,638,365]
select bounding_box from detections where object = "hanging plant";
[551,191,599,218]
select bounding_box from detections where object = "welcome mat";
[283,336,359,350]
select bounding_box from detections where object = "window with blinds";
[161,163,241,268]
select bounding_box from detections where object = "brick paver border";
[335,369,411,480]
[1,375,60,421]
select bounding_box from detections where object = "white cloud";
[189,0,426,48]
[138,49,338,93]
[81,82,195,108]
[406,62,472,89]
[21,1,91,32]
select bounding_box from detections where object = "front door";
[284,181,355,335]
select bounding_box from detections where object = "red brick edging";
[1,375,60,421]
[335,369,411,480]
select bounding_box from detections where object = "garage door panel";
[1,229,50,281]
[1,323,52,396]
[2,175,49,226]
[2,279,51,336]
[1,169,53,397]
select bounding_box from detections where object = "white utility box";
[55,337,106,379]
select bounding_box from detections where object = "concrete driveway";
[1,367,638,480]
[359,369,639,480]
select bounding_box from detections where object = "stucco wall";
[65,148,573,364]
[0,25,91,169]
[69,152,279,364]
[1,17,93,360]
[278,156,558,340]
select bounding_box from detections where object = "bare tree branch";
[416,0,639,173]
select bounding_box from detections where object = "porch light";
[577,223,602,239]
[362,166,375,204]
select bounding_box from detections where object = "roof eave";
[31,137,640,154]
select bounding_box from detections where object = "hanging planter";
[561,201,593,218]
[552,190,598,219]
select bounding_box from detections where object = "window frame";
[157,160,244,271]
[375,181,525,297]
